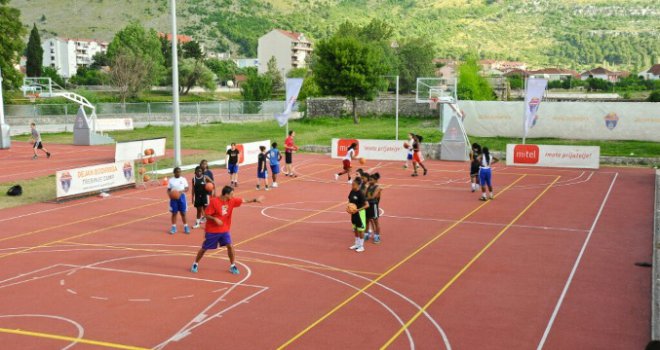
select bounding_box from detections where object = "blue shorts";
[479,168,492,187]
[270,164,280,175]
[407,153,413,160]
[257,170,267,179]
[202,232,232,249]
[169,194,187,213]
[227,163,239,174]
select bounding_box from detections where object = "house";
[42,37,109,78]
[638,64,660,80]
[434,59,458,80]
[580,67,626,82]
[258,29,313,77]
[527,68,580,81]
[158,33,193,44]
[234,58,259,69]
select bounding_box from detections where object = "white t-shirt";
[168,176,188,192]
[343,148,355,161]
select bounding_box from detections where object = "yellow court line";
[276,174,527,349]
[381,175,561,349]
[0,327,148,350]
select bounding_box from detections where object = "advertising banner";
[56,161,136,199]
[523,78,548,139]
[331,139,407,161]
[95,118,134,132]
[506,144,600,169]
[227,140,271,165]
[275,78,304,127]
[115,137,166,161]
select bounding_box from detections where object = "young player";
[29,123,51,160]
[167,167,190,234]
[226,143,240,187]
[256,145,270,191]
[404,132,414,169]
[364,173,383,244]
[347,177,370,252]
[191,166,214,229]
[284,130,298,177]
[469,143,482,192]
[334,142,359,183]
[478,147,500,201]
[200,159,215,182]
[190,186,263,274]
[268,142,282,188]
[411,134,428,177]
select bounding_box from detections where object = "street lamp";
[0,66,11,149]
[170,0,181,166]
[381,75,399,140]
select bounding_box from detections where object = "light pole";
[0,66,11,149]
[381,75,400,140]
[170,0,182,166]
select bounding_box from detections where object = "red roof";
[581,67,615,76]
[647,64,660,76]
[158,32,193,44]
[276,29,308,42]
[529,68,580,78]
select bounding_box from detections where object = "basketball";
[403,142,410,149]
[143,174,151,182]
[359,158,366,165]
[142,158,149,165]
[161,177,168,186]
[138,167,146,175]
[346,203,358,214]
[144,148,154,156]
[169,190,181,200]
[148,157,155,164]
[205,182,214,192]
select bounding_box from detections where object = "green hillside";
[12,0,660,72]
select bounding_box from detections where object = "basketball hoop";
[27,93,39,103]
[429,97,439,110]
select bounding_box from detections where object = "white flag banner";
[275,78,304,127]
[523,78,548,138]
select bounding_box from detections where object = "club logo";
[337,139,359,157]
[123,162,133,181]
[528,97,541,128]
[604,112,619,130]
[59,171,73,193]
[513,144,540,164]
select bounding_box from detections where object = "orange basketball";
[205,182,214,192]
[138,167,146,175]
[403,142,410,149]
[359,158,366,165]
[142,158,149,165]
[169,190,181,200]
[346,203,358,214]
[143,149,150,156]
[161,177,168,186]
[148,157,155,164]
[143,174,151,182]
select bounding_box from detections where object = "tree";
[107,22,165,85]
[41,66,65,87]
[241,70,272,113]
[205,58,237,84]
[265,56,283,92]
[26,23,43,77]
[182,40,203,60]
[70,66,108,85]
[90,52,110,69]
[0,0,27,90]
[177,58,216,94]
[396,37,436,93]
[313,36,389,123]
[109,50,154,103]
[457,56,496,101]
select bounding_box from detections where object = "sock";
[358,238,364,247]
[172,224,176,228]
[184,224,189,228]
[355,237,359,245]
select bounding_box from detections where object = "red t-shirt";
[285,136,295,153]
[204,197,243,233]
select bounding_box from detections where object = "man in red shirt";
[284,130,298,177]
[191,186,263,274]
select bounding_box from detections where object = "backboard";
[22,77,54,98]
[416,77,457,104]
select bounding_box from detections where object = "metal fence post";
[147,102,152,125]
[196,102,200,125]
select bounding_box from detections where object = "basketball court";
[0,152,653,349]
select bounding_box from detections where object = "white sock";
[358,238,364,247]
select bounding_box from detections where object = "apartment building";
[257,29,312,77]
[42,37,108,78]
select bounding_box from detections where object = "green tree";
[26,23,43,77]
[70,66,108,85]
[241,70,272,113]
[205,58,237,84]
[182,41,203,60]
[0,0,27,90]
[397,37,436,93]
[41,66,65,87]
[265,56,283,92]
[90,52,110,69]
[177,58,216,94]
[457,56,496,101]
[109,50,153,103]
[107,22,165,85]
[313,36,389,123]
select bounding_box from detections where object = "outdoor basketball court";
[0,151,653,349]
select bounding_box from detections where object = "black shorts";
[366,202,379,219]
[470,163,480,176]
[194,194,209,208]
[285,151,293,164]
[33,141,43,149]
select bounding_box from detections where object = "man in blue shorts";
[226,143,240,187]
[268,142,282,188]
[190,186,263,274]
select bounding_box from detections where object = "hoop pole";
[395,75,399,140]
[0,67,4,125]
[170,0,182,166]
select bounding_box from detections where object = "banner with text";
[331,139,407,161]
[506,144,600,169]
[56,161,136,199]
[523,78,548,139]
[227,140,270,166]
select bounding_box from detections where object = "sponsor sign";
[506,144,600,169]
[56,161,136,199]
[523,78,548,138]
[115,138,166,162]
[95,118,134,132]
[332,139,407,161]
[227,140,270,165]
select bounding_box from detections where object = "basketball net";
[429,97,439,110]
[28,93,39,103]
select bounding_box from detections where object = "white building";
[257,29,312,77]
[638,64,660,80]
[42,37,108,78]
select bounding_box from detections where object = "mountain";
[12,0,660,71]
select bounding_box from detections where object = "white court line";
[0,314,84,350]
[536,172,618,349]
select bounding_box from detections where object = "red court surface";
[0,153,654,349]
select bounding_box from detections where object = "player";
[29,122,51,160]
[334,142,359,183]
[477,147,500,201]
[226,143,240,187]
[268,142,282,188]
[284,130,298,177]
[364,173,382,244]
[411,134,428,177]
[256,145,270,191]
[348,177,370,252]
[191,166,214,229]
[168,167,190,234]
[404,132,414,168]
[200,159,215,182]
[469,143,482,192]
[190,186,263,274]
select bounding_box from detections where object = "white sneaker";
[265,187,270,191]
[347,180,352,184]
[349,244,359,250]
[193,223,200,229]
[272,182,278,188]
[334,174,339,181]
[355,246,365,252]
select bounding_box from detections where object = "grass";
[0,175,57,209]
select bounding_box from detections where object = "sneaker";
[46,152,51,158]
[411,173,418,177]
[169,226,176,234]
[364,232,371,241]
[403,165,408,169]
[184,225,190,234]
[349,244,359,250]
[347,180,352,184]
[334,174,339,181]
[423,169,428,176]
[191,263,198,273]
[256,185,261,190]
[234,182,239,187]
[32,155,37,160]
[200,217,207,223]
[479,197,488,201]
[193,223,200,229]
[355,246,365,252]
[229,265,240,274]
[373,234,381,244]
[489,194,494,200]
[272,182,278,188]
[265,186,270,191]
